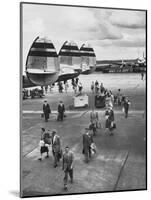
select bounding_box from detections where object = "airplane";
[80,44,96,74]
[25,36,60,86]
[22,75,36,88]
[57,41,81,82]
[133,56,146,72]
[96,59,138,73]
[23,38,82,88]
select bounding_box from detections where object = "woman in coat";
[105,106,115,136]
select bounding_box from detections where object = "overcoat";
[62,151,74,171]
[52,135,61,153]
[43,104,51,119]
[105,109,114,129]
[83,132,93,154]
[58,104,65,114]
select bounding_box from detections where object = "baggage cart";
[95,95,106,108]
[74,94,89,108]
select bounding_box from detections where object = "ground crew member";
[57,101,65,121]
[62,146,74,190]
[43,100,51,122]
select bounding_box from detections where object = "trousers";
[53,151,59,166]
[84,147,91,162]
[63,168,73,185]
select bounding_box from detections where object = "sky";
[22,3,146,70]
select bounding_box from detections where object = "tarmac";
[21,73,146,197]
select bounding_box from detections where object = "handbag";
[39,140,45,147]
[112,122,116,129]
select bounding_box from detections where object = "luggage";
[112,122,116,129]
[111,121,116,129]
[95,95,106,108]
[90,143,97,155]
[39,140,45,147]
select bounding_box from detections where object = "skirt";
[40,146,49,154]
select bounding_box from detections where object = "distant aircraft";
[80,44,96,74]
[136,55,146,67]
[25,36,59,86]
[57,41,81,82]
[96,59,136,73]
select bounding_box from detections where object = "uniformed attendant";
[62,146,74,190]
[51,130,61,167]
[105,106,115,136]
[82,128,93,163]
[57,101,65,121]
[43,100,51,122]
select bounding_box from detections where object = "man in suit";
[43,100,51,122]
[57,101,65,121]
[51,129,61,167]
[90,109,99,136]
[123,97,131,118]
[82,128,93,163]
[62,146,74,190]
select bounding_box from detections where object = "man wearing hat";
[82,128,94,163]
[51,129,61,167]
[43,99,51,122]
[62,146,74,190]
[90,108,99,136]
[123,97,131,118]
[57,100,65,121]
[105,105,115,136]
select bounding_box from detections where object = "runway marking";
[23,110,145,114]
[113,150,129,191]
